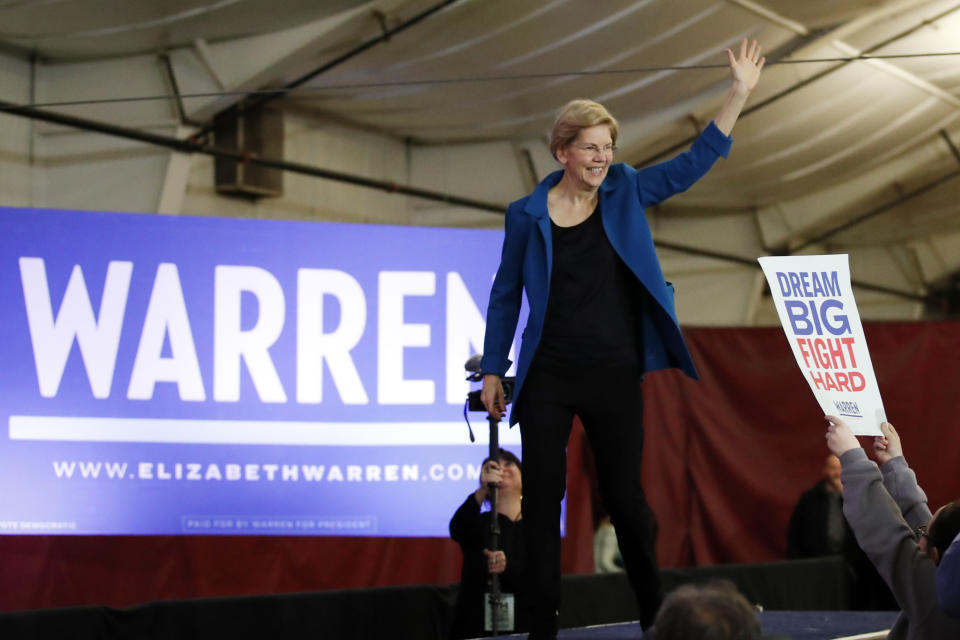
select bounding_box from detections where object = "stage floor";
[485,610,899,639]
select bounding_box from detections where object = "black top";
[786,479,897,609]
[787,480,856,558]
[536,205,644,372]
[448,495,526,639]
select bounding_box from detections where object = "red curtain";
[644,322,960,567]
[3,321,959,611]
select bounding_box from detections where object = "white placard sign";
[758,254,884,436]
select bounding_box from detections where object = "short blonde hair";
[550,99,619,160]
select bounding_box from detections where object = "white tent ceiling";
[3,0,960,320]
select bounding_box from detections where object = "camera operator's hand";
[480,460,503,486]
[474,459,503,504]
[481,374,505,421]
[484,548,507,575]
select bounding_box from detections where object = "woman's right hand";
[481,374,505,421]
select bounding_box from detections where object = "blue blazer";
[481,121,732,426]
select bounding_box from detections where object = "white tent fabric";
[2,0,960,324]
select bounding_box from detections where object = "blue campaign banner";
[0,207,535,536]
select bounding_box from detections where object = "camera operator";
[448,449,526,639]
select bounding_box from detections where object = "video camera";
[464,353,515,412]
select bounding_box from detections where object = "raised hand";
[825,415,861,457]
[480,460,503,487]
[474,459,503,504]
[725,38,765,93]
[873,421,904,465]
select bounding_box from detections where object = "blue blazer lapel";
[524,169,562,294]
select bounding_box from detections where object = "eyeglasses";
[572,143,617,155]
[914,525,928,540]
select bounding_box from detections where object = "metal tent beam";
[0,98,506,213]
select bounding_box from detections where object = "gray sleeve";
[839,448,940,627]
[880,455,932,528]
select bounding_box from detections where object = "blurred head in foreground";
[649,580,762,640]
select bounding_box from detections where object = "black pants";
[518,363,662,638]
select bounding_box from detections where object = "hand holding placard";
[873,421,903,465]
[825,415,860,457]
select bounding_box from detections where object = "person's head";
[481,448,522,494]
[649,580,762,640]
[550,99,620,189]
[822,454,842,493]
[920,499,960,564]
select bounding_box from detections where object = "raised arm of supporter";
[872,421,931,530]
[825,416,960,638]
[837,444,942,635]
